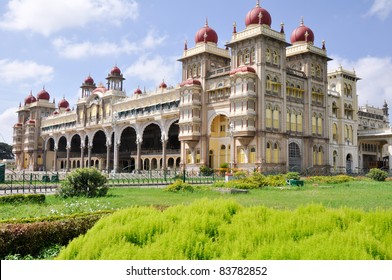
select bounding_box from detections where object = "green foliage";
[286,172,301,181]
[0,194,45,204]
[57,168,108,198]
[199,165,213,176]
[220,163,229,169]
[234,170,247,179]
[225,181,258,189]
[165,179,194,192]
[5,244,63,260]
[367,168,388,182]
[0,142,14,160]
[305,175,355,184]
[57,200,392,260]
[0,213,106,259]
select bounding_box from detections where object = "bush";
[199,165,213,176]
[367,168,388,182]
[57,168,108,198]
[0,213,106,259]
[305,175,354,184]
[225,181,258,189]
[0,194,45,204]
[165,179,194,192]
[285,172,300,181]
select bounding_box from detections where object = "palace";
[12,1,392,174]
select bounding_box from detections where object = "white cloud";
[0,0,139,36]
[0,107,18,144]
[368,0,392,20]
[123,54,181,90]
[0,59,54,84]
[329,55,392,108]
[53,29,167,59]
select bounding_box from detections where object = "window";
[244,49,250,64]
[312,113,317,134]
[266,142,272,163]
[238,148,246,163]
[250,48,256,64]
[273,51,279,65]
[266,105,272,128]
[332,123,338,142]
[238,51,243,66]
[249,147,256,163]
[186,149,192,164]
[266,76,272,92]
[273,106,280,129]
[266,49,271,63]
[273,143,279,163]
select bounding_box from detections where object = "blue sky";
[0,0,391,144]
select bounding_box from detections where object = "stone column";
[81,144,85,168]
[53,148,58,171]
[106,143,112,172]
[43,148,47,171]
[113,143,119,173]
[161,135,167,170]
[136,136,142,172]
[87,145,92,168]
[66,146,71,171]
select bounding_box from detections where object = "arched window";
[273,106,280,129]
[317,114,323,135]
[266,105,272,128]
[192,64,197,77]
[244,49,250,64]
[273,143,279,163]
[291,110,297,132]
[333,150,338,170]
[266,49,271,63]
[249,147,256,163]
[313,146,317,165]
[318,146,323,165]
[311,64,316,76]
[266,75,272,92]
[332,102,338,117]
[286,109,291,131]
[273,51,279,65]
[266,142,272,163]
[316,64,321,78]
[250,47,256,64]
[273,76,280,93]
[297,112,303,132]
[332,123,338,142]
[238,148,246,164]
[238,50,244,66]
[312,113,317,134]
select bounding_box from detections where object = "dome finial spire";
[256,0,260,8]
[300,16,304,26]
[205,17,208,27]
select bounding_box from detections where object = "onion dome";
[58,97,69,109]
[84,75,94,85]
[24,91,36,105]
[110,66,121,76]
[290,18,315,44]
[37,88,50,101]
[245,1,272,27]
[14,123,23,128]
[229,66,256,76]
[180,79,202,87]
[134,87,142,95]
[159,80,167,89]
[53,111,59,115]
[195,19,218,44]
[26,119,36,125]
[93,83,108,94]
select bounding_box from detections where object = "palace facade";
[12,1,392,174]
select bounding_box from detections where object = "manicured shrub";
[225,181,258,189]
[367,168,388,182]
[165,179,194,192]
[199,165,213,176]
[305,175,354,184]
[57,168,108,198]
[0,212,108,259]
[0,194,45,204]
[57,200,392,260]
[285,172,300,181]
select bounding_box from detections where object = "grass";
[1,180,392,221]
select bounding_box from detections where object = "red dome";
[134,88,142,95]
[159,81,167,89]
[53,111,59,115]
[58,97,69,109]
[110,66,121,76]
[24,92,36,105]
[84,75,94,84]
[195,20,218,44]
[290,19,315,44]
[37,88,50,101]
[180,79,202,87]
[230,66,256,76]
[245,2,272,27]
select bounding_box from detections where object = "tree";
[0,142,14,160]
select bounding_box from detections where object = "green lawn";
[1,180,392,221]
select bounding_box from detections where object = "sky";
[0,0,391,144]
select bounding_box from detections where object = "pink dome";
[195,20,218,44]
[290,19,315,44]
[134,88,142,95]
[245,2,272,27]
[24,92,36,105]
[37,88,50,101]
[180,79,202,87]
[230,66,256,76]
[58,97,69,109]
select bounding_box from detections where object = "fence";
[0,171,61,195]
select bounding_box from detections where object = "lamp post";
[180,162,186,182]
[229,121,235,174]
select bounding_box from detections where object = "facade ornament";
[233,21,237,34]
[280,22,285,34]
[258,12,263,25]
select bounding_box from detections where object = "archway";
[209,115,230,168]
[289,142,301,171]
[119,127,137,172]
[346,154,353,174]
[92,130,107,170]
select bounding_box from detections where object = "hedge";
[0,194,45,204]
[0,212,111,259]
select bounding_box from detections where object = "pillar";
[81,144,85,168]
[106,143,112,172]
[162,138,167,170]
[66,147,70,171]
[113,143,119,173]
[87,145,92,168]
[136,137,142,172]
[53,148,58,171]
